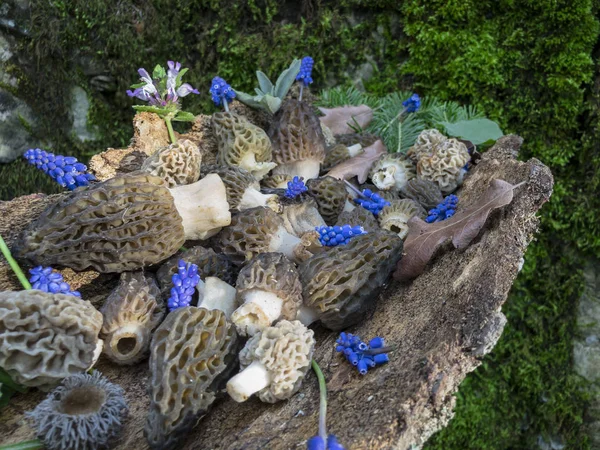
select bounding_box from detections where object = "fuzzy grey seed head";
[27,371,128,450]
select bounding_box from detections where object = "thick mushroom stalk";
[196,276,238,319]
[240,186,281,212]
[226,320,315,403]
[231,253,303,336]
[169,173,231,240]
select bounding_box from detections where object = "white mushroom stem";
[196,277,238,319]
[169,173,232,240]
[88,339,104,370]
[232,289,284,336]
[269,226,304,261]
[273,159,321,181]
[296,305,320,327]
[239,152,277,181]
[239,187,281,212]
[106,324,145,361]
[343,199,356,212]
[227,360,272,402]
[347,143,363,157]
[372,166,397,190]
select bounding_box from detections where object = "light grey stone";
[70,86,98,142]
[0,88,40,162]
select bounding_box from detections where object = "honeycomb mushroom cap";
[320,122,336,146]
[335,207,381,232]
[141,139,202,188]
[369,153,416,192]
[14,172,185,273]
[201,164,280,212]
[146,307,239,450]
[336,132,379,148]
[299,231,403,330]
[262,174,292,189]
[27,371,128,450]
[417,138,470,193]
[0,290,103,390]
[378,199,426,239]
[269,99,326,180]
[406,128,448,164]
[280,196,326,237]
[156,246,237,300]
[232,253,303,336]
[401,178,444,210]
[307,177,349,225]
[212,111,276,180]
[100,272,164,365]
[323,143,363,171]
[231,320,315,403]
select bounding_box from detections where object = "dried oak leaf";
[326,140,386,184]
[394,179,523,281]
[318,105,374,136]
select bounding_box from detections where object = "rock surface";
[0,134,553,449]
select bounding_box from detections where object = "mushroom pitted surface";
[0,290,103,390]
[232,253,303,336]
[369,153,417,192]
[298,231,403,330]
[15,172,186,273]
[227,320,314,403]
[307,176,349,225]
[100,271,164,365]
[335,207,381,232]
[141,139,202,188]
[146,306,239,450]
[401,178,444,210]
[378,199,427,240]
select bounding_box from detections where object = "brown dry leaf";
[318,105,374,135]
[325,140,386,183]
[394,179,524,281]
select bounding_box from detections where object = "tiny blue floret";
[167,259,201,311]
[306,435,346,450]
[210,76,236,107]
[24,149,95,191]
[284,176,308,199]
[425,194,459,223]
[29,266,81,297]
[353,189,390,215]
[335,332,389,375]
[296,56,314,86]
[402,93,421,113]
[315,225,367,247]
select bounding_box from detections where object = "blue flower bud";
[374,354,389,365]
[307,435,326,450]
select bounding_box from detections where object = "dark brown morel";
[307,176,349,225]
[297,232,403,330]
[27,371,128,450]
[401,178,444,210]
[335,207,381,232]
[145,307,239,450]
[15,172,186,273]
[335,132,379,148]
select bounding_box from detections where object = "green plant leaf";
[172,111,196,122]
[261,95,282,114]
[438,118,504,145]
[256,71,274,94]
[152,64,166,80]
[273,59,301,99]
[254,88,266,96]
[129,82,146,89]
[175,67,189,87]
[132,105,168,116]
[0,368,27,393]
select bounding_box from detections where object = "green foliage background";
[2,0,599,447]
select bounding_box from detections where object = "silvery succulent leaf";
[234,90,265,109]
[256,71,275,94]
[273,59,301,99]
[255,87,266,96]
[260,95,282,114]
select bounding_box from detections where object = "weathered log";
[0,134,552,449]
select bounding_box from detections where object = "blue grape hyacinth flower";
[296,56,314,86]
[307,435,346,450]
[335,332,389,375]
[29,266,81,297]
[425,194,459,223]
[402,93,421,113]
[353,189,390,215]
[284,176,308,199]
[24,148,95,191]
[315,225,367,247]
[167,259,201,311]
[210,76,236,110]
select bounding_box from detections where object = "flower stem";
[311,359,327,442]
[223,97,230,113]
[0,440,44,450]
[380,106,408,134]
[0,235,31,290]
[165,118,177,143]
[299,84,304,102]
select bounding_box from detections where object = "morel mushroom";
[27,372,128,450]
[323,143,363,171]
[100,271,164,365]
[156,245,236,299]
[336,132,379,148]
[320,122,336,146]
[417,138,470,193]
[406,128,448,164]
[231,253,303,336]
[201,164,281,212]
[269,99,326,180]
[214,207,318,265]
[400,178,444,210]
[226,320,314,403]
[262,174,292,189]
[297,232,403,330]
[0,290,103,390]
[280,196,327,237]
[15,172,230,272]
[369,153,416,192]
[307,176,349,225]
[212,111,276,180]
[146,306,239,450]
[378,199,426,239]
[141,139,202,188]
[196,276,238,318]
[335,207,381,232]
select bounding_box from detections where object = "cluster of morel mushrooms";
[0,60,473,450]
